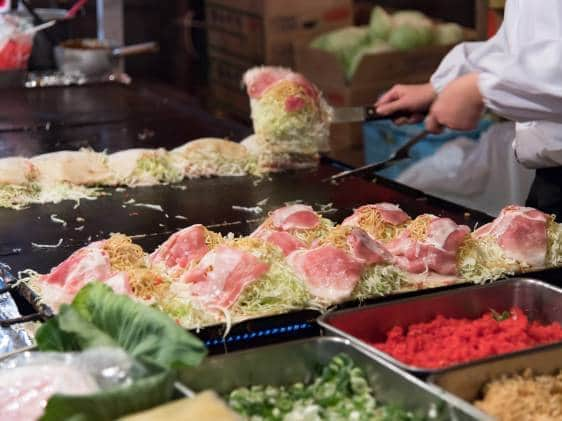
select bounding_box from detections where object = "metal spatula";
[332,106,413,124]
[323,129,431,183]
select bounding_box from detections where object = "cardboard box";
[294,28,478,151]
[206,0,353,121]
[206,0,353,66]
[208,50,252,120]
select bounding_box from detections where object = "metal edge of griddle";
[318,277,562,377]
[14,281,54,321]
[9,266,562,355]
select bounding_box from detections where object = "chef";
[375,0,562,216]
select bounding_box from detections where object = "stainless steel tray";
[429,345,562,406]
[318,278,562,375]
[177,336,488,420]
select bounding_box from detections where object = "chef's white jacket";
[430,0,562,169]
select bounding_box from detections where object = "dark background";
[22,0,480,93]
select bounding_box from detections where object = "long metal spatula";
[323,129,431,183]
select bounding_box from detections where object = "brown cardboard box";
[294,28,478,151]
[208,50,252,119]
[206,0,353,121]
[206,0,353,65]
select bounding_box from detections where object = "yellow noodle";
[353,207,406,241]
[475,369,562,421]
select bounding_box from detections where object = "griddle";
[0,82,556,353]
[0,157,495,353]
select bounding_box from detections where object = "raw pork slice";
[35,241,133,309]
[243,66,293,99]
[38,241,113,294]
[270,204,320,231]
[252,229,305,256]
[387,215,470,275]
[474,205,548,267]
[181,246,269,309]
[347,227,392,265]
[150,225,211,273]
[288,245,364,303]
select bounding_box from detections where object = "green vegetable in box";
[434,22,464,45]
[310,26,370,69]
[346,38,394,81]
[369,6,393,40]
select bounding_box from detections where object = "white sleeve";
[434,0,562,123]
[430,23,509,92]
[478,38,562,123]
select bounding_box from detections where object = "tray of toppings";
[429,343,562,421]
[11,201,562,346]
[178,336,488,420]
[319,278,562,375]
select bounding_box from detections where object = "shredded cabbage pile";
[134,154,182,184]
[0,183,40,209]
[251,81,330,156]
[229,238,314,317]
[353,265,406,300]
[546,218,562,267]
[457,235,516,283]
[176,151,257,178]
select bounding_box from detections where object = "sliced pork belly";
[342,203,410,241]
[474,205,548,267]
[181,246,269,309]
[270,204,320,231]
[252,204,330,246]
[38,242,114,294]
[347,227,392,265]
[288,245,364,303]
[252,229,305,256]
[34,241,133,309]
[243,66,293,100]
[387,215,470,276]
[150,224,218,274]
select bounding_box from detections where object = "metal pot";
[54,39,158,76]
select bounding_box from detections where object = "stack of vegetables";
[22,203,562,331]
[310,7,465,80]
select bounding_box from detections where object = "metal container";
[54,39,158,76]
[319,278,562,375]
[429,345,562,408]
[178,336,489,420]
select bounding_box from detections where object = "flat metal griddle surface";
[0,82,511,351]
[0,161,490,275]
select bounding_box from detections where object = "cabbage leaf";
[369,6,393,40]
[35,283,207,420]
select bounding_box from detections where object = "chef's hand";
[375,83,436,125]
[425,73,484,133]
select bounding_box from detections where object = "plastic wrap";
[0,347,140,420]
[0,15,33,71]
